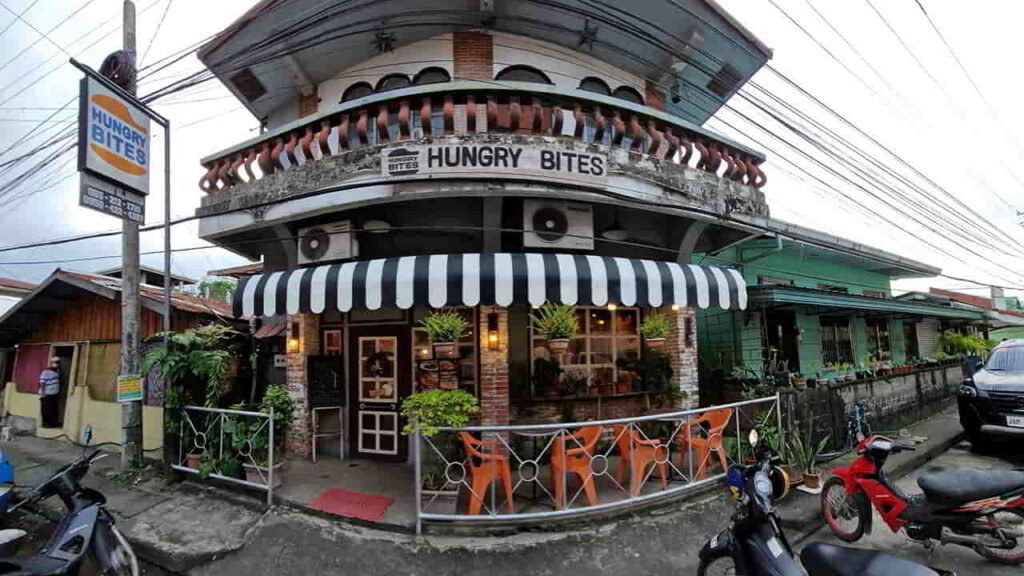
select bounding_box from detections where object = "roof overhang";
[748,285,985,320]
[198,0,771,124]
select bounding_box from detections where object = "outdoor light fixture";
[607,303,617,311]
[487,312,500,351]
[671,304,680,312]
[287,322,300,353]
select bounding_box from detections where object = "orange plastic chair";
[459,432,515,515]
[679,409,732,480]
[550,426,602,508]
[611,425,668,496]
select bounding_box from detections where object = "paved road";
[805,440,1024,575]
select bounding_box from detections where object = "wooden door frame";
[347,325,411,462]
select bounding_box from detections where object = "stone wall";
[667,307,699,409]
[285,314,319,457]
[478,306,510,427]
[784,364,962,446]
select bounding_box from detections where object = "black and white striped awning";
[233,253,747,317]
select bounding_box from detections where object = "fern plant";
[142,323,239,407]
[641,313,672,340]
[420,310,469,343]
[531,304,578,340]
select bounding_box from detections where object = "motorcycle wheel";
[100,526,140,576]
[821,476,865,542]
[974,510,1024,565]
[697,556,737,576]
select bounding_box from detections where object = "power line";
[0,0,38,43]
[140,0,173,65]
[0,0,97,73]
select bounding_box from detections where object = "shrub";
[531,304,578,340]
[400,389,479,436]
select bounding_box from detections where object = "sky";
[0,0,1021,302]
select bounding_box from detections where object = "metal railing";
[171,405,276,505]
[413,394,781,533]
[197,80,767,194]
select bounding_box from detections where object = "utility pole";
[120,0,143,469]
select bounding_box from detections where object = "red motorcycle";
[821,435,1024,565]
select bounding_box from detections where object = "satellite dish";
[300,227,330,261]
[532,206,569,242]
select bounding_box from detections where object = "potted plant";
[531,304,578,355]
[420,310,469,359]
[231,386,295,488]
[791,373,807,391]
[185,451,203,470]
[789,428,830,489]
[420,466,459,514]
[641,312,672,351]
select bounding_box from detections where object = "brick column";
[666,307,699,409]
[454,31,493,81]
[478,306,509,427]
[285,313,319,458]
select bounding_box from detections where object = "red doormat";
[308,488,395,522]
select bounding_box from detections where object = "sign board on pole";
[78,75,151,195]
[116,374,144,403]
[79,172,145,224]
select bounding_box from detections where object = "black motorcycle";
[697,429,953,576]
[0,445,138,575]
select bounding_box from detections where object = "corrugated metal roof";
[62,271,233,317]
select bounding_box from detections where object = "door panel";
[348,327,410,461]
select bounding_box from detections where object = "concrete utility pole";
[120,0,143,469]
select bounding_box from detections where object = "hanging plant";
[641,313,672,350]
[420,310,469,358]
[531,304,578,354]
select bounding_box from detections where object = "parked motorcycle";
[0,444,139,575]
[699,429,953,575]
[822,434,1024,565]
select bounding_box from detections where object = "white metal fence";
[413,394,782,533]
[171,405,276,505]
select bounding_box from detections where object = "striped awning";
[233,253,747,317]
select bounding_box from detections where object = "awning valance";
[233,253,747,318]
[748,285,986,320]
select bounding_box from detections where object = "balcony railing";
[198,80,767,194]
[412,394,781,533]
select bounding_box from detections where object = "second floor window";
[820,316,853,365]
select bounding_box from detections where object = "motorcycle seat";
[800,543,939,576]
[917,469,1024,505]
[0,555,68,576]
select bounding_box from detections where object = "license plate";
[1006,414,1024,428]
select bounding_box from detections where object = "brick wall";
[299,88,319,117]
[478,306,509,427]
[285,313,319,457]
[453,31,493,81]
[645,79,665,111]
[667,307,699,409]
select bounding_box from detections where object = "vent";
[230,68,267,103]
[706,64,742,99]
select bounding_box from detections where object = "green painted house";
[694,234,986,384]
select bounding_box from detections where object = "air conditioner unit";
[523,200,594,250]
[297,220,357,265]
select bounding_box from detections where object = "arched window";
[376,73,412,92]
[495,65,553,84]
[578,77,611,96]
[413,67,451,85]
[612,86,644,105]
[340,82,373,102]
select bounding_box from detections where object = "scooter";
[0,439,139,575]
[698,429,954,575]
[822,434,1024,565]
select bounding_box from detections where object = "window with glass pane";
[531,306,641,391]
[820,316,853,365]
[865,318,891,361]
[903,322,919,360]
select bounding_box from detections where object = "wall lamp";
[487,312,500,351]
[287,322,300,354]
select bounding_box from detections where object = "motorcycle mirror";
[748,428,759,447]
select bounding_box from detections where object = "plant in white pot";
[401,389,480,515]
[420,310,469,359]
[531,304,578,355]
[641,313,672,351]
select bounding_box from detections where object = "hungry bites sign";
[78,76,150,195]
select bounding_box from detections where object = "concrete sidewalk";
[0,405,965,575]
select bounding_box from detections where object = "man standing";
[38,358,61,428]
